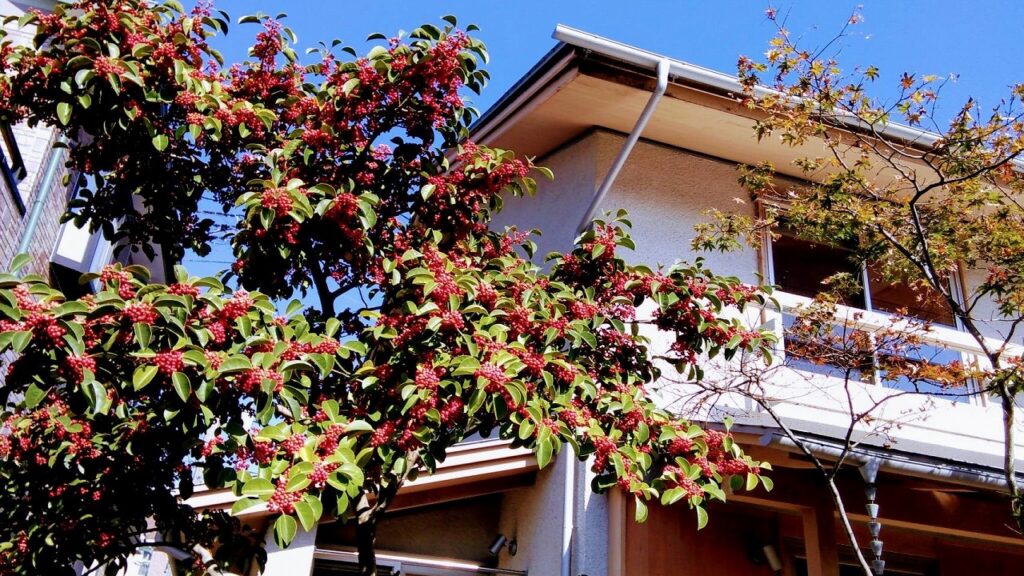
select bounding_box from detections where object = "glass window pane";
[772,231,865,308]
[867,265,955,326]
[783,314,873,381]
[877,342,968,402]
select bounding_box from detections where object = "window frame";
[757,201,980,403]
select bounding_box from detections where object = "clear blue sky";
[203,0,1024,123]
[183,0,1024,276]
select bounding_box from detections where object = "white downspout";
[561,54,671,576]
[575,57,672,234]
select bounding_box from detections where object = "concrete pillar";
[261,524,317,576]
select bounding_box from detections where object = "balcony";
[769,291,998,403]
[749,291,1024,467]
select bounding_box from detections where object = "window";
[768,226,967,399]
[770,227,955,326]
[0,122,28,215]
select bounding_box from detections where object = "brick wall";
[1,0,71,280]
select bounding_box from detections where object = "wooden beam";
[608,488,626,576]
[729,467,1024,548]
[801,491,840,576]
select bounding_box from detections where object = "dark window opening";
[771,227,966,398]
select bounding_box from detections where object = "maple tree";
[0,1,775,574]
[690,7,1024,574]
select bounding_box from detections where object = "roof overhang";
[472,25,1019,182]
[185,438,536,518]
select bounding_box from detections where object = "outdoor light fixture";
[488,533,517,556]
[762,545,783,572]
[746,536,782,572]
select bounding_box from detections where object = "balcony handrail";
[769,290,1024,360]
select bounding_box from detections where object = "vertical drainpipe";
[575,58,672,235]
[11,135,67,269]
[563,57,672,576]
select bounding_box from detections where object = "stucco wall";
[494,129,759,278]
[491,132,600,261]
[592,131,760,280]
[496,453,570,576]
[962,266,1019,344]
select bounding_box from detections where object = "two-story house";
[306,25,1024,576]
[141,26,1024,576]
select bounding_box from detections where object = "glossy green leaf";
[274,514,297,548]
[133,365,159,391]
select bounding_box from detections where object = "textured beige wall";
[491,132,599,261]
[496,454,569,576]
[592,131,759,280]
[493,129,759,281]
[962,266,1020,344]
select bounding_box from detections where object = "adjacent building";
[1,0,166,289]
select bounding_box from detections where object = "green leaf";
[536,439,553,469]
[231,497,262,516]
[242,478,275,497]
[10,331,31,353]
[308,353,334,376]
[760,476,774,492]
[746,472,759,491]
[133,365,159,391]
[52,301,89,318]
[134,323,151,348]
[171,372,191,402]
[23,383,47,409]
[56,102,72,125]
[152,134,169,151]
[293,499,320,531]
[218,356,252,374]
[285,299,304,317]
[695,505,709,530]
[274,514,298,548]
[345,420,373,434]
[87,381,107,414]
[335,493,350,516]
[8,253,32,273]
[305,494,323,520]
[286,472,310,493]
[341,77,360,95]
[196,377,215,402]
[634,497,648,523]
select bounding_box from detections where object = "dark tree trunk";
[356,517,378,576]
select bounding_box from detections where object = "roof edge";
[469,42,576,144]
[551,24,946,150]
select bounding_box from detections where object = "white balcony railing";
[768,291,1023,404]
[647,291,1024,469]
[735,291,1024,467]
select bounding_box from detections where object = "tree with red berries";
[0,2,776,574]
